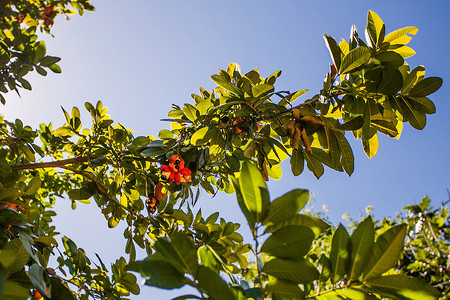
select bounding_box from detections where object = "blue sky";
[2,1,450,299]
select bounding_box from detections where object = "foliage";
[0,6,445,300]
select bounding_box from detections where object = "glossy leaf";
[334,131,354,175]
[408,77,443,97]
[335,116,364,131]
[182,104,198,122]
[197,266,236,300]
[337,288,379,299]
[262,258,319,284]
[265,214,330,236]
[323,34,343,70]
[238,161,269,225]
[349,216,374,281]
[340,47,371,74]
[362,133,378,158]
[384,27,418,44]
[261,225,315,259]
[0,239,29,277]
[362,224,407,281]
[367,10,385,47]
[364,275,441,300]
[330,225,349,284]
[211,74,243,97]
[262,189,309,225]
[290,149,304,176]
[154,232,198,275]
[191,127,209,146]
[304,150,324,179]
[141,259,185,289]
[266,278,305,299]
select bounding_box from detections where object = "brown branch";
[10,156,96,171]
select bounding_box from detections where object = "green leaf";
[265,214,330,236]
[367,11,385,47]
[370,120,398,137]
[377,66,403,95]
[0,280,29,300]
[395,96,427,130]
[238,161,269,225]
[28,264,47,298]
[408,77,443,97]
[158,129,174,140]
[318,255,331,283]
[24,177,41,195]
[364,275,441,300]
[362,133,378,158]
[211,74,243,97]
[337,288,379,300]
[154,232,198,275]
[384,27,418,44]
[33,41,46,64]
[334,131,354,175]
[406,96,436,114]
[262,189,309,225]
[393,46,416,58]
[362,224,407,281]
[375,51,404,68]
[40,55,61,67]
[197,266,236,300]
[304,150,324,179]
[262,258,319,284]
[290,149,304,176]
[231,177,256,231]
[49,277,76,300]
[48,63,62,73]
[340,46,371,74]
[330,225,349,284]
[349,217,374,281]
[323,35,343,70]
[197,246,217,271]
[54,126,72,136]
[141,259,185,289]
[252,84,274,98]
[0,239,29,277]
[191,127,209,146]
[266,278,305,299]
[226,154,240,172]
[67,188,92,202]
[182,104,198,122]
[261,225,314,259]
[335,116,364,131]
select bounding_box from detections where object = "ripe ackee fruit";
[160,155,192,184]
[175,168,192,184]
[160,165,175,183]
[168,155,184,172]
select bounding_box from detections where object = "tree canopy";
[0,2,447,299]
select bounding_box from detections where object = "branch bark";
[10,156,95,171]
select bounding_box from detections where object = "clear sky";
[1,1,449,299]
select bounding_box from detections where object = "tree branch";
[10,156,95,171]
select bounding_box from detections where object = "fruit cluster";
[160,155,192,184]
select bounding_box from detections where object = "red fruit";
[44,6,53,14]
[154,183,167,200]
[160,165,175,183]
[168,155,185,172]
[175,168,192,184]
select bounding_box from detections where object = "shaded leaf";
[362,224,407,281]
[266,278,304,299]
[261,225,314,259]
[340,47,371,74]
[262,258,319,284]
[364,275,441,300]
[330,225,349,284]
[197,266,236,300]
[262,189,309,225]
[349,217,374,281]
[141,259,185,289]
[408,77,442,97]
